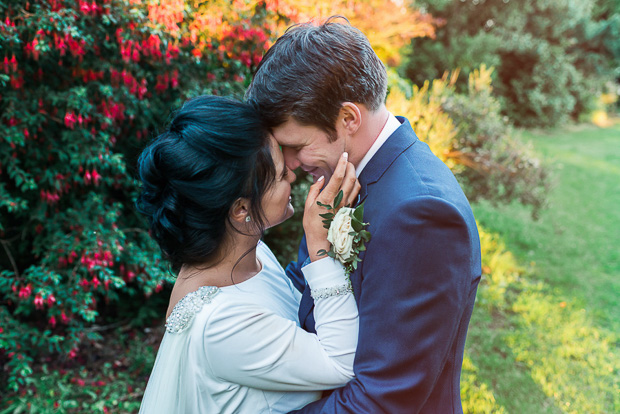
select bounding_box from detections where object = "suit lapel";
[351,117,418,292]
[357,117,418,205]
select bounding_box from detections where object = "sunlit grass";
[464,124,620,413]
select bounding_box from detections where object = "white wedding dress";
[139,241,358,413]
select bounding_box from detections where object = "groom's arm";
[291,196,476,413]
[285,234,310,294]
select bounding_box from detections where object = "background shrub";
[403,0,619,127]
[0,0,276,392]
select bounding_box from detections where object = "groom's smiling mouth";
[302,166,321,180]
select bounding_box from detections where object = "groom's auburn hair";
[246,16,387,141]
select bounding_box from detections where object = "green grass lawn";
[463,124,620,413]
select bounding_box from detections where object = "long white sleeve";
[204,257,358,391]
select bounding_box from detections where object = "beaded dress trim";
[165,286,221,334]
[310,279,353,300]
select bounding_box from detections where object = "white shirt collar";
[355,112,401,177]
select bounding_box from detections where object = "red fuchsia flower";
[79,278,90,288]
[92,277,101,288]
[132,48,140,63]
[155,74,167,92]
[76,378,85,387]
[61,311,70,324]
[84,170,92,185]
[155,283,163,293]
[0,326,3,334]
[24,39,40,61]
[47,294,56,306]
[58,256,67,267]
[170,70,179,89]
[23,128,29,139]
[18,285,32,299]
[40,190,60,204]
[103,250,113,265]
[91,169,101,186]
[34,294,44,310]
[49,316,57,327]
[68,348,78,359]
[3,56,9,74]
[79,0,91,14]
[239,51,251,68]
[10,54,17,72]
[68,251,77,264]
[138,78,148,99]
[64,111,76,129]
[10,73,24,89]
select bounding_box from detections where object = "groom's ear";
[337,102,362,136]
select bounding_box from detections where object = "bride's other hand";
[303,152,360,262]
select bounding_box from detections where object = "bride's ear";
[230,198,251,225]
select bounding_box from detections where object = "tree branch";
[1,239,20,279]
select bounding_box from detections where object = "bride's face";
[261,137,296,229]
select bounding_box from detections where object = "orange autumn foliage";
[273,0,445,65]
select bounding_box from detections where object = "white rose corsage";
[316,190,371,276]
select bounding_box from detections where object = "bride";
[136,95,360,413]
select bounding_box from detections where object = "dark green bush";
[0,0,271,393]
[403,0,618,127]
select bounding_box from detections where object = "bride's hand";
[303,153,360,262]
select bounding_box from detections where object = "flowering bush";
[0,0,279,393]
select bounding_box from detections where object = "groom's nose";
[282,147,301,171]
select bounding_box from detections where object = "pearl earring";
[245,216,251,222]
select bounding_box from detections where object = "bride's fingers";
[317,152,349,204]
[338,162,359,207]
[304,175,325,209]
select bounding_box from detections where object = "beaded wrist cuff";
[310,280,353,300]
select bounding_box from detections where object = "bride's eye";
[280,166,288,180]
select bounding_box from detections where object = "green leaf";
[333,190,343,208]
[358,243,366,251]
[317,249,328,257]
[317,201,332,209]
[352,260,358,270]
[353,202,365,221]
[351,219,362,232]
[360,230,371,242]
[319,212,335,219]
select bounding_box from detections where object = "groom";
[247,17,481,413]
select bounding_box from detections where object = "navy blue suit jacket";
[286,117,481,413]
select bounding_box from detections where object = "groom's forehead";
[272,118,327,147]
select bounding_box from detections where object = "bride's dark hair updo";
[136,95,276,271]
